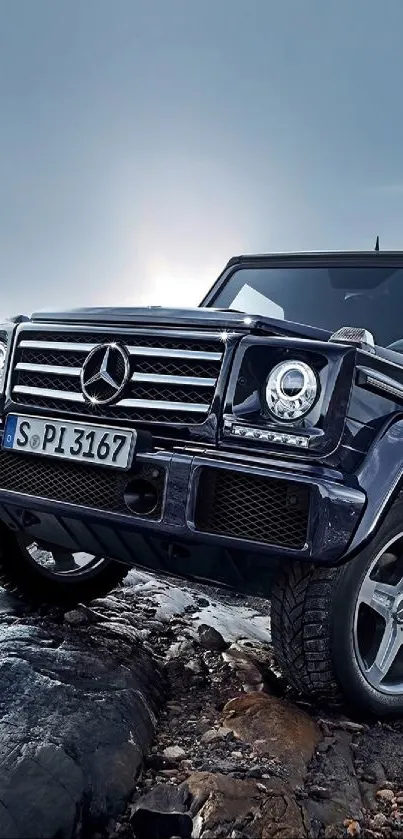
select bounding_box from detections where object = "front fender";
[343,416,403,559]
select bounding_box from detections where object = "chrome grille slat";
[16,363,82,377]
[20,340,96,352]
[11,328,225,425]
[118,398,209,413]
[20,328,224,341]
[15,363,215,387]
[12,385,209,414]
[14,386,85,403]
[128,346,222,361]
[19,339,222,361]
[131,372,215,387]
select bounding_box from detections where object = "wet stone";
[0,612,163,839]
[163,746,186,761]
[197,624,229,652]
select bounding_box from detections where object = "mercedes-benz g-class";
[1,249,403,714]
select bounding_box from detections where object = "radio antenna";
[375,235,380,252]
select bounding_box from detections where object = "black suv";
[1,249,403,715]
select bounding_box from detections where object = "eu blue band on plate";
[3,415,17,449]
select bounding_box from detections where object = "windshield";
[211,266,403,349]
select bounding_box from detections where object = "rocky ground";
[2,568,403,838]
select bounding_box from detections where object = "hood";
[28,305,331,341]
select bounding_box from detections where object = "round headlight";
[265,360,318,421]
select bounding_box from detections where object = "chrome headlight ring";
[265,360,318,421]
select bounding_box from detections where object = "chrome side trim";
[12,385,209,413]
[357,366,403,403]
[366,376,403,401]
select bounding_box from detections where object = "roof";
[226,249,403,268]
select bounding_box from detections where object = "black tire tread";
[271,560,344,701]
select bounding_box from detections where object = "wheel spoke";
[26,543,102,577]
[357,576,398,619]
[366,620,403,686]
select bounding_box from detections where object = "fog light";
[124,478,159,516]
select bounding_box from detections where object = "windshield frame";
[201,251,403,310]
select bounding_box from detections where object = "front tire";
[271,495,403,716]
[0,525,129,606]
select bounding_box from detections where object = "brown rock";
[371,812,388,829]
[163,746,186,761]
[344,819,361,837]
[183,772,306,838]
[377,788,395,802]
[222,692,321,783]
[222,644,266,686]
[201,727,232,744]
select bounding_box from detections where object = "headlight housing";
[265,360,318,421]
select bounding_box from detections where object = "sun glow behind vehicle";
[141,263,221,307]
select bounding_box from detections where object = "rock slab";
[0,607,164,838]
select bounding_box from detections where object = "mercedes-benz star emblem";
[80,343,130,405]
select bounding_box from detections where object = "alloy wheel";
[354,532,403,695]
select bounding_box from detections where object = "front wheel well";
[271,494,403,715]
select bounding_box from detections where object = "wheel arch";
[341,416,403,563]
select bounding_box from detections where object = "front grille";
[194,468,310,548]
[10,328,225,426]
[0,450,165,518]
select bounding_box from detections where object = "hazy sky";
[1,0,403,317]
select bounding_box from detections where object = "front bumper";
[0,435,365,568]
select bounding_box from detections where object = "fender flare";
[342,416,403,559]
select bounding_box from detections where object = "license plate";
[2,415,136,470]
